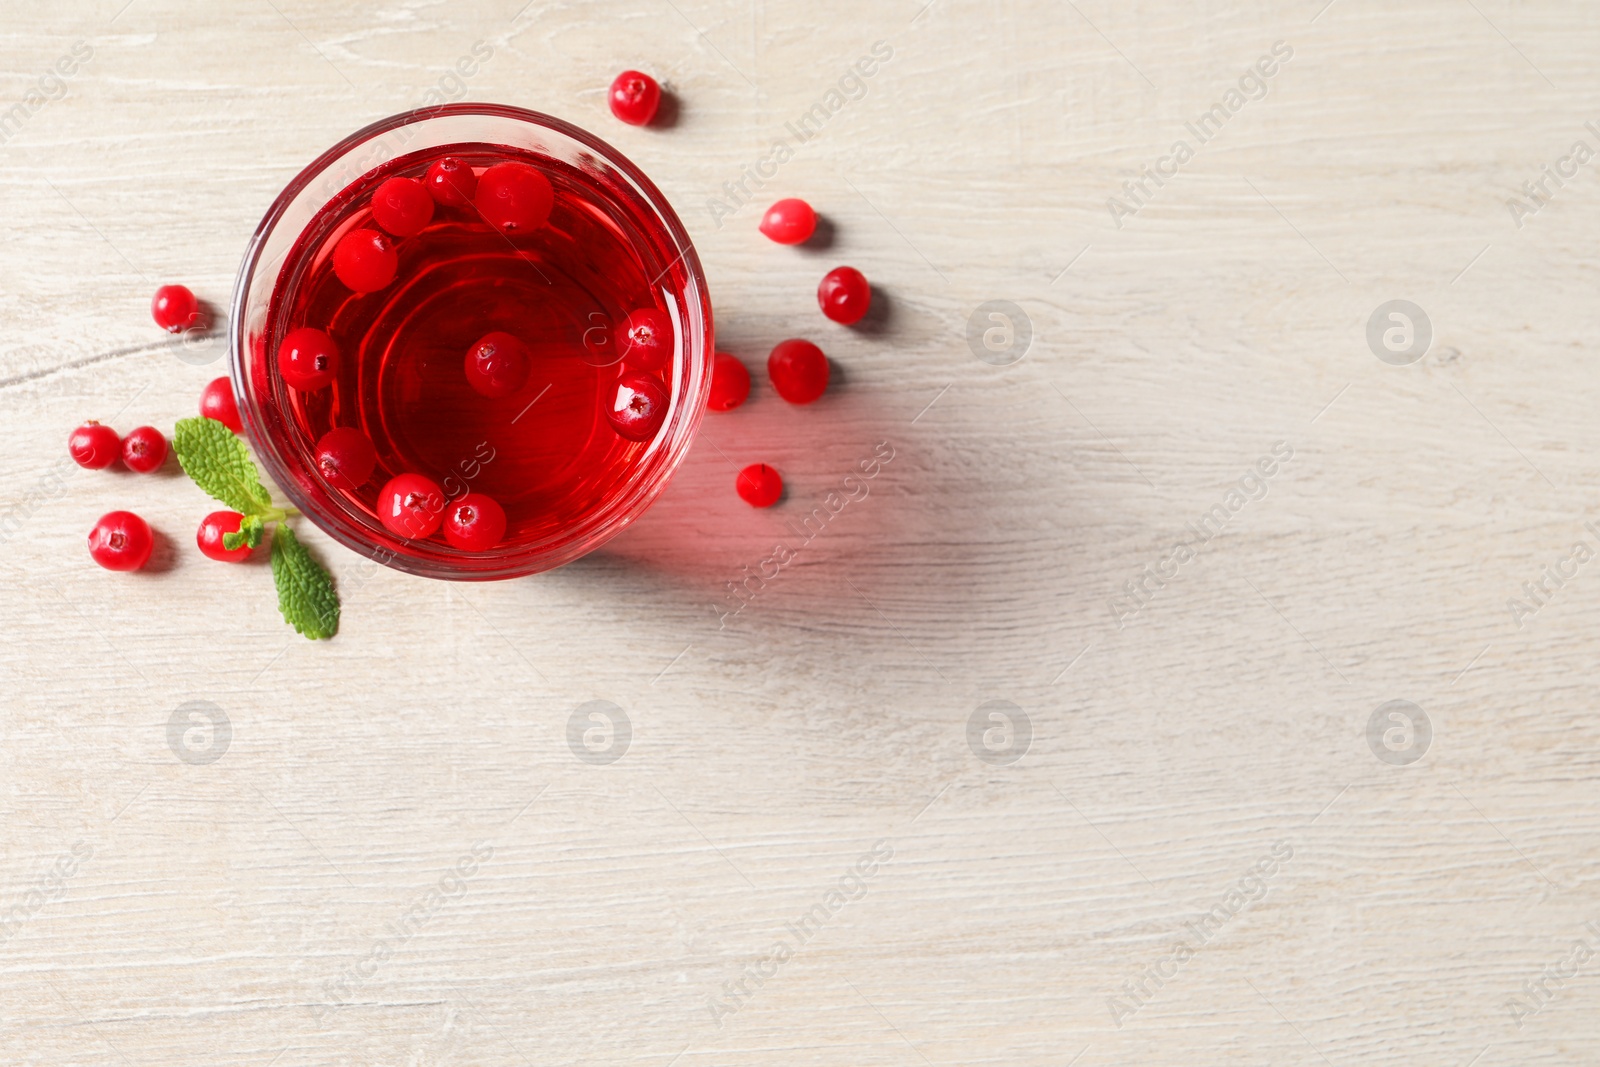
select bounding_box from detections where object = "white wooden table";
[2,1,1597,1063]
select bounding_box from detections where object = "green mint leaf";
[173,416,272,516]
[270,525,339,640]
[221,514,265,552]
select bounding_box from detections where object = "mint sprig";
[173,416,339,640]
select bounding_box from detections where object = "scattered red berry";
[315,427,377,492]
[426,157,478,208]
[121,426,168,473]
[378,473,446,539]
[475,162,553,232]
[707,352,750,411]
[767,339,830,404]
[333,228,398,292]
[68,421,121,469]
[278,327,341,391]
[371,176,435,237]
[464,331,532,399]
[606,373,669,441]
[444,492,508,551]
[196,510,252,563]
[200,377,243,433]
[608,70,662,126]
[736,464,783,508]
[759,199,817,245]
[151,284,199,332]
[818,266,871,325]
[87,511,153,571]
[619,307,673,371]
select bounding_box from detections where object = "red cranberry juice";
[264,145,683,551]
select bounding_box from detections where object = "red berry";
[426,157,478,208]
[444,492,507,552]
[315,427,377,492]
[87,511,153,571]
[619,307,673,371]
[707,352,750,411]
[200,377,243,433]
[151,284,199,332]
[278,327,340,391]
[371,176,435,238]
[475,162,553,232]
[378,473,446,539]
[197,510,252,563]
[759,199,817,245]
[608,70,662,126]
[121,426,168,473]
[333,228,398,292]
[68,421,121,469]
[606,374,669,442]
[464,331,532,399]
[736,464,783,508]
[767,339,830,404]
[818,266,871,325]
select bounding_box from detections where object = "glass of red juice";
[229,103,711,580]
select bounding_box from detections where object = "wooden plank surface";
[2,1,1598,1064]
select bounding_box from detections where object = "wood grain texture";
[2,1,1598,1064]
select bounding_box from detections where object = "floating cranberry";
[378,473,446,539]
[68,421,121,469]
[88,511,153,571]
[475,162,553,232]
[197,510,252,563]
[121,426,168,473]
[151,284,199,332]
[818,266,871,324]
[464,331,532,399]
[619,307,673,371]
[333,228,398,292]
[371,176,435,237]
[200,377,243,433]
[314,427,377,492]
[736,464,783,508]
[426,157,478,208]
[707,352,750,411]
[609,70,662,126]
[759,199,817,245]
[606,374,669,441]
[767,339,830,404]
[444,492,507,551]
[278,327,340,391]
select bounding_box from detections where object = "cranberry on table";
[426,157,478,207]
[88,511,153,571]
[767,339,830,404]
[444,492,508,552]
[314,427,377,492]
[474,161,553,232]
[736,464,783,508]
[464,331,532,399]
[606,373,669,441]
[151,284,199,332]
[200,377,243,433]
[619,307,673,371]
[121,426,168,473]
[371,176,435,237]
[196,510,253,563]
[333,228,398,292]
[378,473,446,539]
[707,352,750,411]
[759,199,817,245]
[278,327,341,391]
[609,70,662,126]
[818,266,871,325]
[68,421,121,469]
